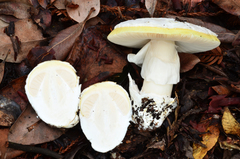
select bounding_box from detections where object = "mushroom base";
[128,74,177,131]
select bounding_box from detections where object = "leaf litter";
[0,0,239,158]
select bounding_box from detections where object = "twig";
[199,63,228,77]
[7,142,63,159]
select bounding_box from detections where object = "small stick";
[7,142,63,159]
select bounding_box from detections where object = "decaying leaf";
[145,0,157,17]
[66,25,127,86]
[46,22,86,60]
[193,124,220,159]
[0,2,36,19]
[179,53,200,73]
[0,19,44,63]
[0,95,21,126]
[222,107,240,137]
[208,95,240,113]
[66,0,100,23]
[8,105,63,145]
[219,137,240,151]
[0,76,28,111]
[212,0,240,16]
[0,128,24,159]
[212,85,231,95]
[0,51,9,84]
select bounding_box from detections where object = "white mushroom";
[79,81,131,153]
[108,18,220,130]
[25,60,81,128]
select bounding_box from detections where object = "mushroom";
[79,81,131,153]
[107,18,220,130]
[25,60,81,128]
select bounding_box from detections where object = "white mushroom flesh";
[79,81,131,153]
[25,60,81,128]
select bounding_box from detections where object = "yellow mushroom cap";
[108,18,220,53]
[79,81,131,153]
[25,60,81,128]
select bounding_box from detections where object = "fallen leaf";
[66,0,100,23]
[189,119,209,133]
[179,53,200,73]
[53,0,65,9]
[219,137,240,151]
[0,128,24,159]
[147,138,166,151]
[0,95,21,126]
[66,25,127,85]
[212,85,231,95]
[38,0,48,8]
[0,76,28,111]
[27,46,56,68]
[8,105,64,145]
[0,19,44,63]
[166,15,236,43]
[0,51,9,84]
[33,8,52,29]
[0,2,36,19]
[193,124,220,159]
[46,22,86,60]
[222,107,240,137]
[212,0,240,16]
[145,0,157,17]
[208,95,240,113]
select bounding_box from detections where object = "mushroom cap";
[107,18,220,53]
[25,60,81,128]
[79,81,131,153]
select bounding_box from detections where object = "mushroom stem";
[128,39,180,97]
[141,81,173,97]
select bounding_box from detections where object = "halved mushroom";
[108,18,220,130]
[79,81,131,153]
[25,60,81,128]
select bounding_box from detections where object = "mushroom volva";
[25,60,81,128]
[108,18,220,130]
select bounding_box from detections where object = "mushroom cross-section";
[25,60,81,128]
[107,18,220,130]
[79,81,131,153]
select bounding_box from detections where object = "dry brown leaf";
[0,2,35,19]
[0,19,44,63]
[66,25,127,85]
[145,0,157,17]
[212,85,231,95]
[212,0,240,16]
[8,105,63,145]
[0,76,28,111]
[179,53,200,73]
[0,128,24,159]
[0,95,21,126]
[219,137,240,151]
[0,51,9,84]
[66,0,100,23]
[53,0,66,9]
[45,22,85,60]
[193,124,220,159]
[222,107,240,137]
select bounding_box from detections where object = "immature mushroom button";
[107,18,220,130]
[25,60,81,128]
[79,81,131,153]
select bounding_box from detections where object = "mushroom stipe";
[108,18,220,130]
